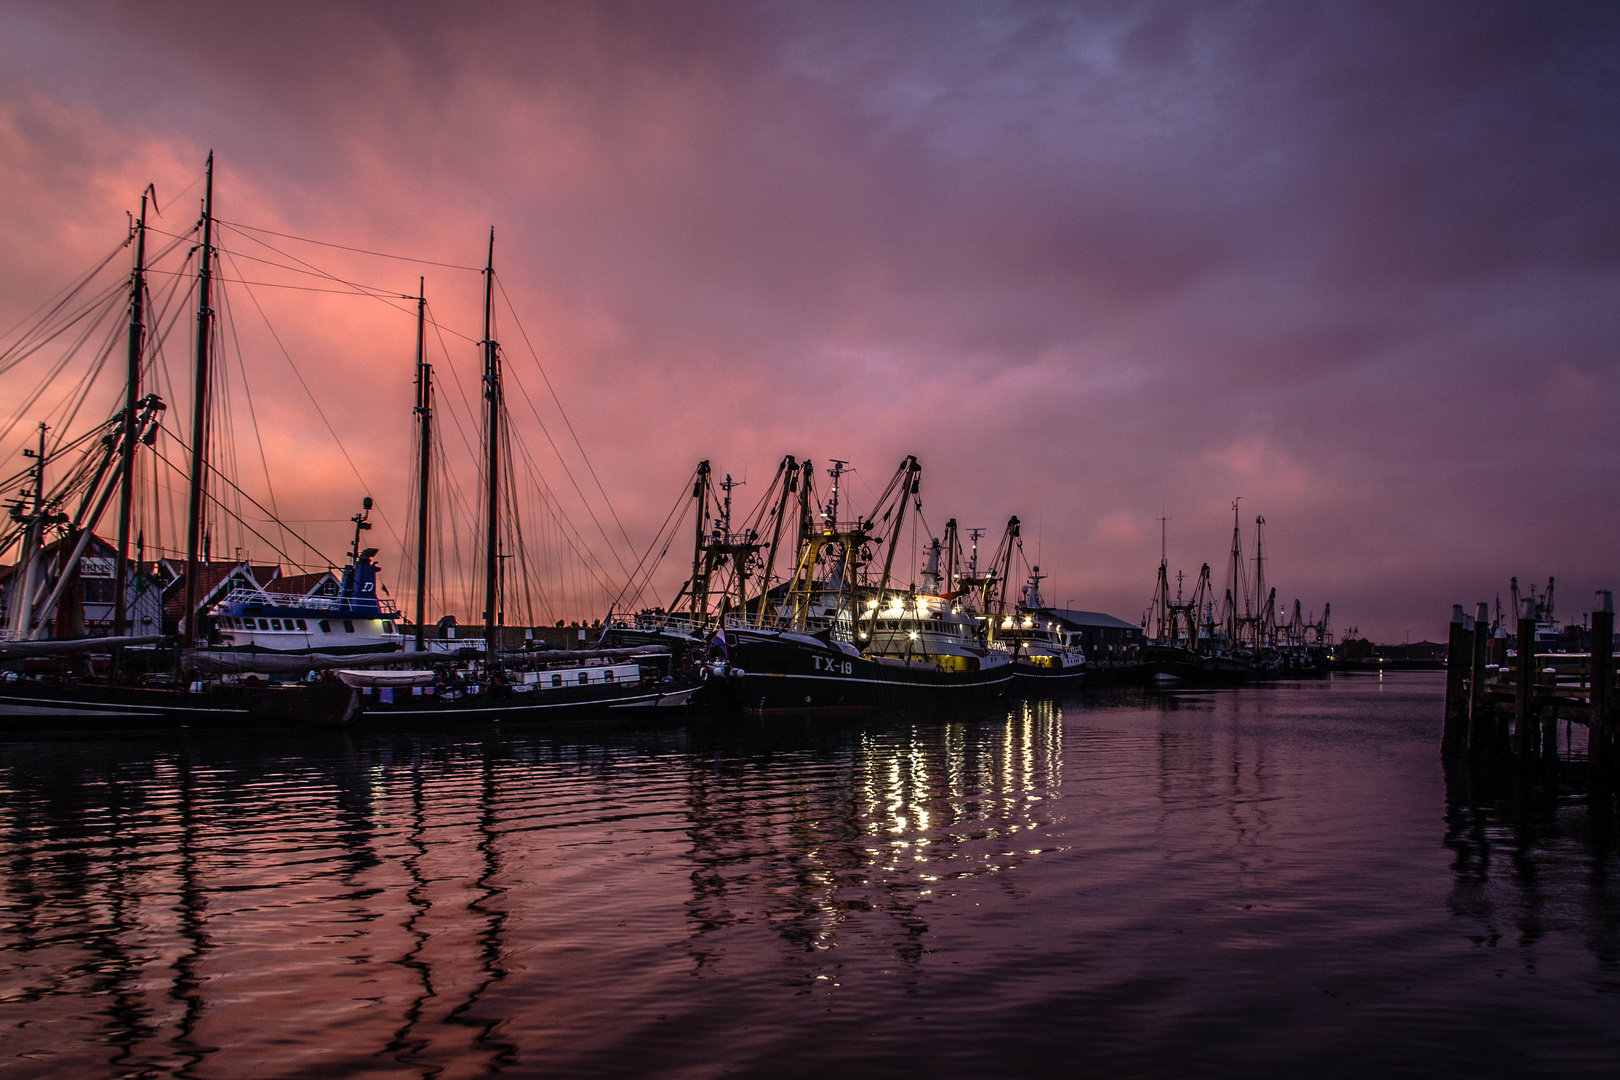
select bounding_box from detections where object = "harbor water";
[2,673,1617,1078]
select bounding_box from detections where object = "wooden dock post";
[1443,605,1472,754]
[1591,592,1614,780]
[1516,615,1538,759]
[1468,601,1490,754]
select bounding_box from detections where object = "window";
[604,670,614,681]
[382,621,394,634]
[271,619,282,630]
[259,619,271,630]
[551,674,563,687]
[296,619,307,630]
[578,672,589,684]
[343,620,355,633]
[319,620,331,633]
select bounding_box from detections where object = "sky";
[1,0,1617,641]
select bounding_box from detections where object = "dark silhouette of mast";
[112,190,148,640]
[181,154,214,647]
[480,231,499,659]
[413,279,431,652]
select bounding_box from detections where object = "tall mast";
[481,230,500,658]
[689,460,710,624]
[113,191,148,639]
[413,278,431,652]
[181,153,214,647]
[1253,515,1266,647]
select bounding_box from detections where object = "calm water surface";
[2,673,1617,1078]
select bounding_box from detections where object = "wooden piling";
[1468,601,1490,754]
[1443,605,1471,754]
[1591,593,1614,780]
[1516,615,1537,759]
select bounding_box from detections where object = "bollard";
[1443,605,1471,754]
[1592,593,1614,780]
[1468,601,1490,754]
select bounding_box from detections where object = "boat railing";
[604,610,715,638]
[214,584,400,618]
[722,610,854,643]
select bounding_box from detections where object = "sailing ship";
[1,156,360,726]
[331,232,699,719]
[2,160,695,727]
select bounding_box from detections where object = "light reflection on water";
[1,677,1617,1078]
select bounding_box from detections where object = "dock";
[1441,590,1615,782]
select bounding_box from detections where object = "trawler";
[702,457,1013,712]
[212,499,404,656]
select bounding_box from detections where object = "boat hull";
[714,632,1012,713]
[1009,661,1086,691]
[0,679,361,731]
[344,680,699,721]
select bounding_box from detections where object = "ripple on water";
[1,674,1618,1078]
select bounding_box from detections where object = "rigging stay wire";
[216,219,484,273]
[149,436,334,569]
[217,222,480,343]
[494,275,637,573]
[214,260,292,563]
[216,244,406,555]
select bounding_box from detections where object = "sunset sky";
[2,1,1616,641]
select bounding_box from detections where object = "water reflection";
[680,702,1063,968]
[0,706,1063,1076]
[1443,756,1620,971]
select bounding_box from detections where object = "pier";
[1442,590,1616,782]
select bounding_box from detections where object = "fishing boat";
[699,457,1012,713]
[211,499,404,656]
[965,519,1085,690]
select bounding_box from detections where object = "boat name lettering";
[813,655,853,674]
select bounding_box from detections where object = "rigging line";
[150,435,335,568]
[0,269,127,358]
[226,266,405,553]
[215,259,289,557]
[0,237,132,361]
[144,272,411,297]
[150,443,319,571]
[425,303,483,467]
[216,219,484,272]
[502,361,634,580]
[45,318,123,456]
[217,223,479,341]
[609,470,695,612]
[493,275,637,561]
[507,422,619,597]
[0,277,126,384]
[0,292,126,449]
[211,244,422,296]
